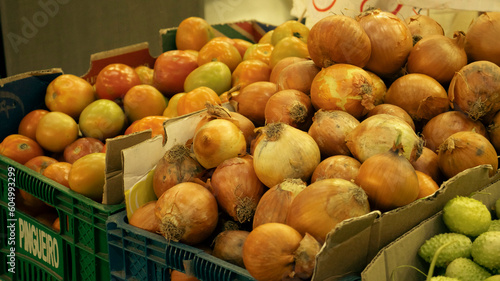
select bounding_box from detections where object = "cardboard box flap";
[103,131,152,205]
[81,42,156,84]
[0,69,63,142]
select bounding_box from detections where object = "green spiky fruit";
[490,220,500,232]
[484,275,500,281]
[418,232,472,267]
[443,196,491,237]
[471,231,500,272]
[445,257,491,281]
[430,277,460,281]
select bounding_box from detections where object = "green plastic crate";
[0,153,125,281]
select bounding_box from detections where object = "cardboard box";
[361,169,500,280]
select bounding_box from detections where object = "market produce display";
[1,9,500,281]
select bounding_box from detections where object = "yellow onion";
[264,89,314,131]
[129,200,160,233]
[252,122,321,188]
[415,170,440,199]
[488,111,500,152]
[411,146,443,185]
[464,12,500,66]
[307,14,371,68]
[311,155,361,183]
[276,60,321,95]
[286,178,370,244]
[252,178,307,229]
[356,9,413,78]
[366,104,415,131]
[407,32,467,84]
[405,14,444,41]
[355,140,420,211]
[345,114,423,163]
[366,70,387,105]
[310,64,375,119]
[242,223,320,281]
[210,155,264,223]
[155,182,218,245]
[437,131,498,178]
[153,144,206,198]
[448,60,500,122]
[212,230,250,268]
[192,118,246,169]
[230,81,278,127]
[384,73,449,123]
[307,110,360,157]
[421,110,488,153]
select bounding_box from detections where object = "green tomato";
[79,99,126,140]
[184,61,231,95]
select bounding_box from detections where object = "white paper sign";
[397,0,500,12]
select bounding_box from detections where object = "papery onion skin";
[356,9,413,77]
[384,73,449,123]
[345,114,423,163]
[311,155,361,183]
[276,60,321,95]
[210,155,264,223]
[488,111,500,152]
[415,170,440,199]
[212,230,250,268]
[153,144,206,198]
[307,14,371,68]
[242,223,303,281]
[129,200,160,233]
[464,12,500,66]
[155,182,218,245]
[421,110,489,153]
[310,64,375,119]
[270,57,308,84]
[448,60,500,122]
[437,131,498,178]
[366,104,415,131]
[193,119,247,169]
[355,143,420,211]
[411,146,443,185]
[293,233,321,280]
[366,70,387,105]
[405,14,444,41]
[286,178,370,244]
[308,110,360,157]
[406,32,467,84]
[230,81,278,127]
[252,178,307,229]
[252,122,321,188]
[264,89,314,131]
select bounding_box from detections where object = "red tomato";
[63,137,104,164]
[152,50,199,97]
[124,116,169,141]
[45,74,96,119]
[18,109,49,141]
[0,134,44,164]
[24,155,59,174]
[95,63,142,101]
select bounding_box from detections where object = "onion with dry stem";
[129,200,160,233]
[229,81,278,126]
[212,230,250,268]
[210,155,264,223]
[264,89,314,131]
[252,122,321,188]
[437,131,498,179]
[366,104,415,131]
[286,178,370,244]
[411,146,443,185]
[252,178,307,229]
[155,182,218,245]
[308,110,360,157]
[405,14,444,41]
[355,140,420,211]
[464,12,500,66]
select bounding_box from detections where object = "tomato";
[79,99,127,140]
[232,59,272,89]
[63,137,104,164]
[45,74,96,119]
[198,39,242,72]
[175,17,215,51]
[134,65,154,85]
[95,63,142,101]
[36,112,79,153]
[18,109,49,140]
[259,30,274,44]
[177,86,221,116]
[243,43,274,65]
[24,155,59,174]
[43,162,72,188]
[269,36,310,68]
[163,93,186,118]
[233,38,254,58]
[184,61,232,95]
[125,116,169,141]
[0,134,44,164]
[68,152,106,202]
[123,85,167,122]
[271,20,310,45]
[153,50,198,97]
